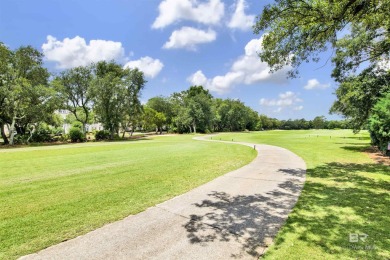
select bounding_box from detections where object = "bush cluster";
[95,130,110,141]
[69,127,85,142]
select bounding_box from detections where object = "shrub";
[69,127,85,143]
[95,130,110,141]
[13,134,29,145]
[72,121,83,128]
[28,124,55,143]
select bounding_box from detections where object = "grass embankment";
[0,135,256,259]
[219,130,389,260]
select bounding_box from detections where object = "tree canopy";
[0,43,55,145]
[254,0,390,77]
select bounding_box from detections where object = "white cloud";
[152,0,224,29]
[42,35,125,69]
[304,78,330,90]
[43,35,164,78]
[187,36,290,94]
[227,0,255,31]
[260,91,303,112]
[163,27,216,50]
[188,70,208,86]
[124,56,164,78]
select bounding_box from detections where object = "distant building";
[56,109,70,119]
[54,110,103,134]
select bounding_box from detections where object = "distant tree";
[146,96,174,131]
[313,116,326,129]
[259,114,273,130]
[121,68,145,136]
[53,65,93,133]
[142,106,166,134]
[171,86,213,133]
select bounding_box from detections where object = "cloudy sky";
[0,0,340,120]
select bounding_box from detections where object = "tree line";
[143,88,351,134]
[1,28,388,153]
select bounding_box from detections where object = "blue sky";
[0,0,341,120]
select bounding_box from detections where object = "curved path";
[21,135,306,260]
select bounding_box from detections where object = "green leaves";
[0,45,53,144]
[330,66,390,132]
[254,0,390,78]
[91,61,145,138]
[368,93,390,152]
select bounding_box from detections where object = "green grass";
[218,130,389,260]
[0,135,256,259]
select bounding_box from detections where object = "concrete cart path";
[21,135,306,260]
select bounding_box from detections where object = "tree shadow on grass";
[340,146,371,152]
[183,179,304,258]
[338,136,371,141]
[267,162,390,259]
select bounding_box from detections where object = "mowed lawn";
[0,135,256,259]
[219,130,389,260]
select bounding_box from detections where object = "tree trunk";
[82,122,87,134]
[110,128,115,140]
[159,127,162,135]
[9,116,16,145]
[27,124,36,143]
[193,122,197,134]
[0,122,9,145]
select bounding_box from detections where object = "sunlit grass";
[218,130,389,260]
[0,135,256,259]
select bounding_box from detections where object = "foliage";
[330,66,390,131]
[214,98,260,132]
[169,86,214,133]
[94,130,111,141]
[69,127,85,142]
[146,96,174,129]
[142,106,166,133]
[53,65,93,133]
[368,93,390,153]
[141,86,350,134]
[71,121,83,130]
[312,116,326,129]
[30,124,54,143]
[254,0,390,79]
[120,68,146,136]
[0,43,56,145]
[91,61,145,139]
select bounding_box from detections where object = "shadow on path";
[183,178,303,258]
